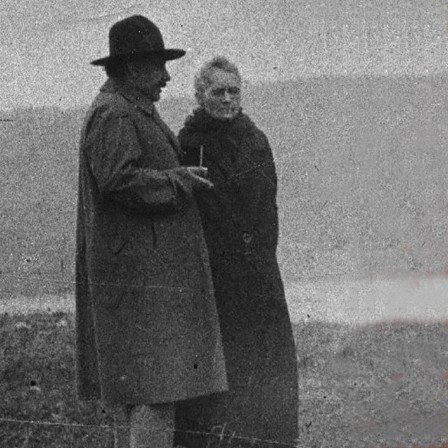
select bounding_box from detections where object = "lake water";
[2,274,448,325]
[286,273,448,325]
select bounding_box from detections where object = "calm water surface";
[2,274,448,325]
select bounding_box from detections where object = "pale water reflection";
[2,275,448,325]
[286,273,448,325]
[0,294,75,315]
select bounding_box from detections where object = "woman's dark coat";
[76,81,227,405]
[175,109,298,448]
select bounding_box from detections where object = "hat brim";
[91,49,186,66]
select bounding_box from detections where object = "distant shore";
[287,272,448,325]
[3,273,448,325]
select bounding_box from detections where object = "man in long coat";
[75,15,227,448]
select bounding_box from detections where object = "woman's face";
[199,68,241,121]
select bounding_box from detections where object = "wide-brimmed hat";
[91,15,186,66]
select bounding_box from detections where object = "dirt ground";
[296,320,448,447]
[2,295,448,446]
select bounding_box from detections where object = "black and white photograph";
[1,1,448,447]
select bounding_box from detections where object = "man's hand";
[186,167,214,191]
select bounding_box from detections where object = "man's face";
[199,68,241,121]
[128,57,171,102]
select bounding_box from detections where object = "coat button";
[242,231,253,244]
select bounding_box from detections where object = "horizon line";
[3,71,448,112]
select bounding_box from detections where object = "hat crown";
[109,15,165,58]
[90,15,185,66]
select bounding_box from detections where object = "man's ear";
[195,91,204,107]
[126,61,137,80]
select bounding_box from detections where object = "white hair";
[194,56,242,101]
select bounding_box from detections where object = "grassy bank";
[0,312,113,447]
[1,311,448,446]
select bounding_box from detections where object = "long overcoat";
[75,81,227,405]
[175,109,298,448]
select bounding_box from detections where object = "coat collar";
[100,79,155,116]
[183,107,255,137]
[99,79,183,160]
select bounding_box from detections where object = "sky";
[1,0,448,109]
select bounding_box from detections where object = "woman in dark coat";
[175,56,298,448]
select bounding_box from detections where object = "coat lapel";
[152,108,184,161]
[111,80,183,162]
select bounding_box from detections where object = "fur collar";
[182,108,257,138]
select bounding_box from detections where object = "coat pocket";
[108,234,128,255]
[101,220,129,255]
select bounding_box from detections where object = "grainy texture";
[3,76,448,297]
[2,311,448,446]
[175,109,298,447]
[75,79,226,404]
[2,3,448,445]
[296,320,448,447]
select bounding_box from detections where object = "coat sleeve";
[83,109,194,214]
[259,131,280,249]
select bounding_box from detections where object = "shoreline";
[3,273,448,325]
